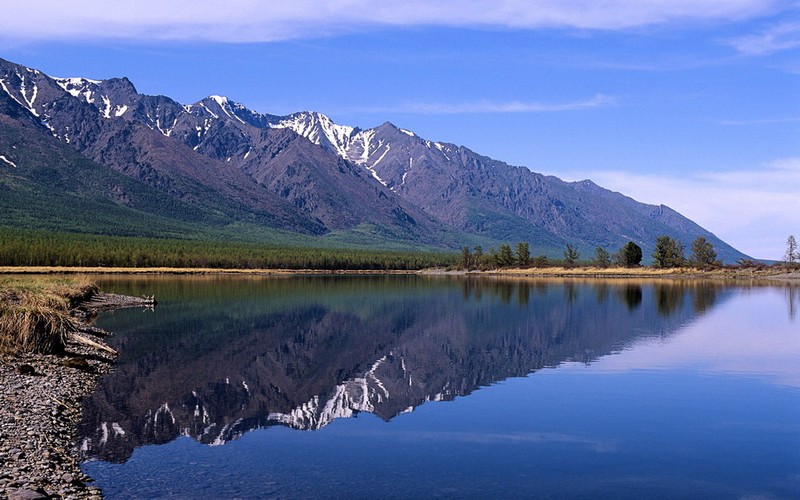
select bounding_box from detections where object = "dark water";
[79,276,800,499]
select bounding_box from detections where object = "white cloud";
[0,0,784,43]
[728,20,800,55]
[562,158,800,260]
[350,94,616,115]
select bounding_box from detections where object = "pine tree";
[653,236,686,268]
[616,241,643,267]
[516,242,531,267]
[786,235,798,264]
[564,244,580,266]
[690,236,720,268]
[497,244,514,267]
[594,246,611,268]
[461,246,473,269]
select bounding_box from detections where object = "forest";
[0,228,456,270]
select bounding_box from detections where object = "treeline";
[0,229,456,270]
[460,236,726,270]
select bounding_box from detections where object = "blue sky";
[1,0,798,259]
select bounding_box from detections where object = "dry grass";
[0,266,418,275]
[0,276,97,355]
[483,266,797,279]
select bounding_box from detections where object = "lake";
[79,275,800,499]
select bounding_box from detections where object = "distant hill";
[0,57,750,262]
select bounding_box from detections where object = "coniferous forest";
[0,228,456,270]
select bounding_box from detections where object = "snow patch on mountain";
[55,77,101,104]
[0,155,18,168]
[0,78,33,116]
[208,95,246,124]
[17,71,38,116]
[270,111,356,159]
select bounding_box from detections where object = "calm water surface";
[79,276,800,499]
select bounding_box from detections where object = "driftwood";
[67,332,118,356]
[77,325,111,337]
[78,293,157,313]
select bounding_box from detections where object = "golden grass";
[0,276,97,355]
[489,266,795,279]
[0,266,418,275]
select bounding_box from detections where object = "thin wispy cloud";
[720,116,800,126]
[727,20,800,55]
[347,94,616,115]
[0,0,785,43]
[562,158,800,260]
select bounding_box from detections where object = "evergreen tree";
[617,241,642,267]
[564,244,579,266]
[594,246,611,268]
[786,235,798,264]
[461,246,473,269]
[652,236,686,268]
[516,242,531,267]
[690,236,720,268]
[473,246,484,269]
[497,244,514,267]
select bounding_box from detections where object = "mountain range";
[0,57,749,262]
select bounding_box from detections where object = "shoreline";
[0,266,419,276]
[0,269,795,498]
[0,293,151,499]
[1,265,796,281]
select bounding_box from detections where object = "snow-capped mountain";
[0,56,750,261]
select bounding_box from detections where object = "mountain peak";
[270,111,357,158]
[209,94,229,105]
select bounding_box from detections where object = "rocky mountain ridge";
[76,278,728,462]
[0,57,749,261]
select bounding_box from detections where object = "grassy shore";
[0,276,98,355]
[422,266,800,283]
[1,265,799,280]
[479,266,800,280]
[0,266,421,275]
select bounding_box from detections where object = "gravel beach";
[0,293,152,499]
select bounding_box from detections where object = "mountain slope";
[0,59,326,236]
[0,57,750,261]
[40,76,448,245]
[274,114,748,262]
[0,106,312,242]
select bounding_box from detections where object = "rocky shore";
[0,293,152,499]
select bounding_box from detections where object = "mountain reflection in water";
[79,276,728,463]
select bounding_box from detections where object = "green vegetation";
[563,244,580,267]
[617,242,643,267]
[496,244,515,267]
[516,242,531,267]
[786,235,798,264]
[455,237,737,272]
[690,237,721,268]
[0,276,97,354]
[593,246,611,268]
[0,228,456,270]
[652,236,686,268]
